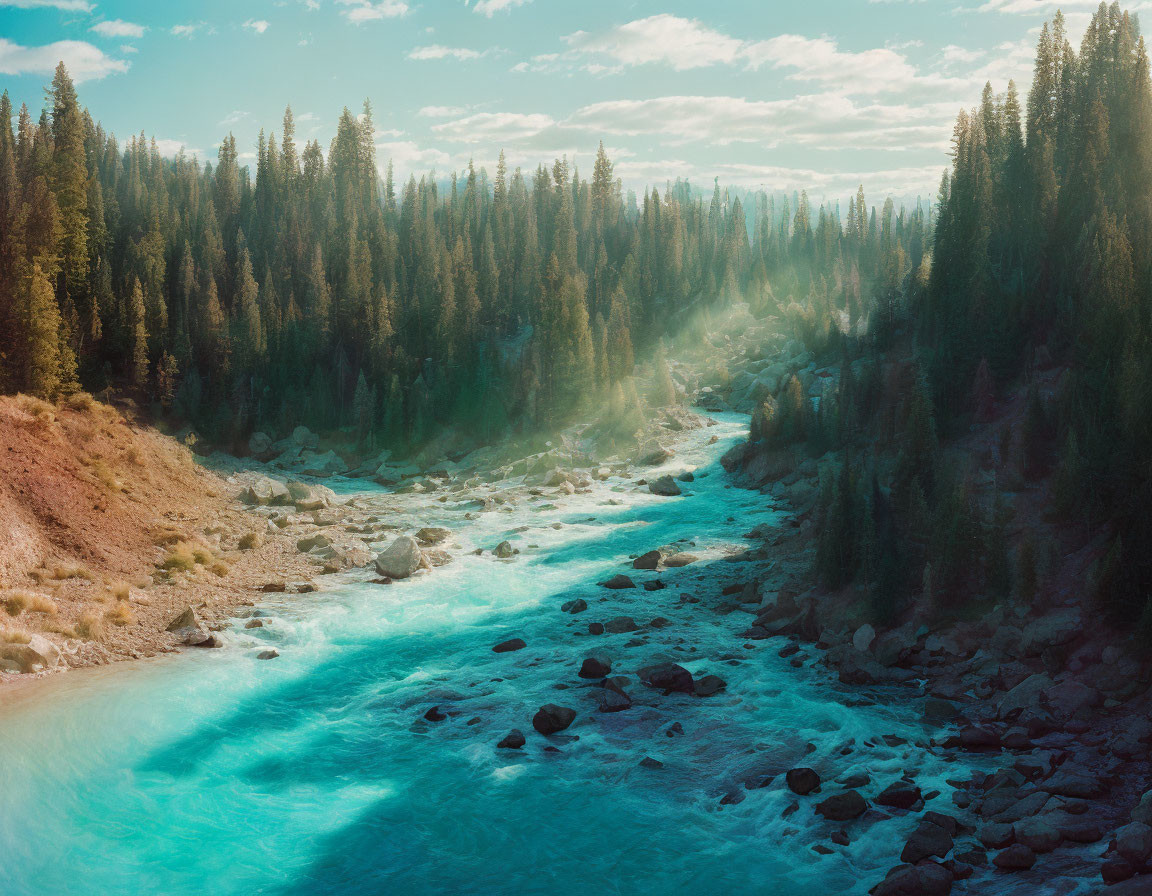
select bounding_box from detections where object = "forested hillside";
[0,63,923,456]
[739,4,1152,635]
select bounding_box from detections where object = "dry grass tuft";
[92,459,123,493]
[192,546,213,565]
[238,532,262,551]
[50,565,94,582]
[106,601,135,627]
[0,626,31,645]
[15,394,56,427]
[76,611,105,642]
[3,591,58,617]
[161,542,198,572]
[151,524,185,547]
[209,560,230,577]
[108,581,132,602]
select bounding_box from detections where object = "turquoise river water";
[0,413,994,895]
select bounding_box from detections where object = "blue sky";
[0,0,1131,204]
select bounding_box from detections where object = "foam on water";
[0,413,996,895]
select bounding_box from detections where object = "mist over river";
[0,412,998,895]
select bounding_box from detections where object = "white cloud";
[90,20,146,39]
[408,45,486,61]
[546,15,919,94]
[431,111,556,142]
[219,109,249,127]
[337,0,409,24]
[471,0,531,16]
[0,0,93,9]
[171,23,207,38]
[244,19,271,34]
[154,138,204,157]
[418,104,471,117]
[375,139,452,170]
[941,45,984,64]
[0,38,129,81]
[564,15,743,71]
[120,44,138,54]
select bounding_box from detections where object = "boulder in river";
[375,536,422,580]
[693,675,726,697]
[1116,822,1152,866]
[786,768,821,796]
[633,550,661,570]
[900,819,953,863]
[240,475,291,507]
[579,657,612,679]
[648,475,682,497]
[532,704,576,736]
[605,616,639,634]
[638,662,695,694]
[597,680,633,713]
[876,780,922,810]
[494,541,515,559]
[600,574,636,590]
[493,638,527,653]
[663,553,698,568]
[166,607,212,646]
[561,598,588,614]
[498,730,526,749]
[871,862,953,896]
[992,844,1036,870]
[815,790,868,821]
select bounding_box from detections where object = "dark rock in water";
[1014,818,1061,854]
[694,675,727,697]
[642,580,666,592]
[876,780,923,810]
[871,861,954,896]
[600,574,636,589]
[561,598,588,614]
[992,844,1036,870]
[579,657,612,679]
[649,617,672,629]
[424,706,446,722]
[256,649,279,660]
[664,553,698,568]
[666,722,684,737]
[786,768,821,796]
[494,540,515,559]
[923,812,959,836]
[638,662,695,694]
[605,616,639,634]
[597,681,633,713]
[812,844,833,855]
[493,638,527,653]
[901,819,954,863]
[648,475,682,497]
[634,550,661,570]
[200,634,224,648]
[532,704,577,735]
[830,830,850,846]
[588,622,605,635]
[244,619,265,629]
[1116,822,1152,866]
[1104,873,1152,894]
[978,823,1015,849]
[640,756,663,769]
[498,730,526,749]
[815,790,868,821]
[1102,857,1137,885]
[782,801,799,819]
[677,471,695,482]
[838,773,870,789]
[720,790,745,806]
[262,581,288,593]
[1058,819,1104,843]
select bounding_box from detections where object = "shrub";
[106,601,135,627]
[76,611,105,642]
[2,591,58,616]
[15,394,55,427]
[0,626,31,645]
[63,391,95,412]
[209,560,230,577]
[51,565,94,582]
[238,532,262,551]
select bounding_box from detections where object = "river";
[0,411,990,895]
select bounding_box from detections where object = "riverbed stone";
[375,536,422,579]
[638,662,695,694]
[532,704,577,736]
[1013,818,1060,854]
[648,475,682,497]
[634,550,661,570]
[493,638,527,653]
[600,574,636,590]
[1117,822,1152,866]
[877,780,923,811]
[579,657,611,679]
[992,844,1036,870]
[498,730,526,749]
[901,819,954,863]
[871,861,953,896]
[786,768,821,796]
[815,790,868,821]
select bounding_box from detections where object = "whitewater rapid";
[0,412,990,895]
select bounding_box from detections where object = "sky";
[0,0,1138,206]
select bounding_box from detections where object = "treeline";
[769,2,1152,631]
[0,63,925,454]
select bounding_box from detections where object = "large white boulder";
[375,536,423,580]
